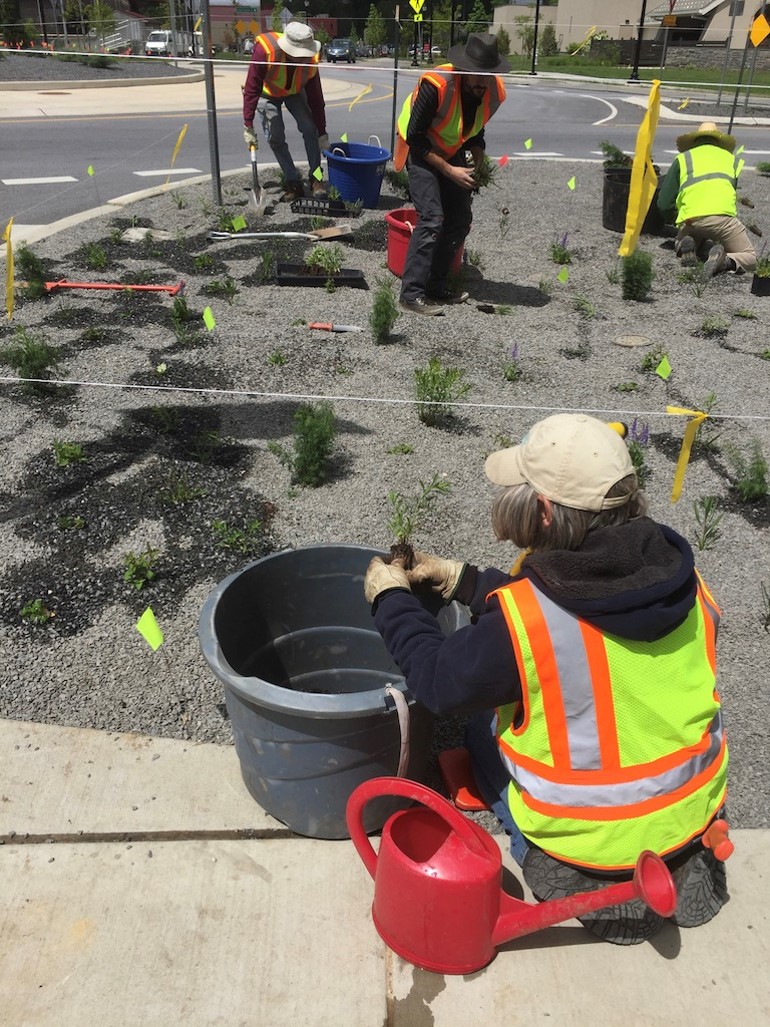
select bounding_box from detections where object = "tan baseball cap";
[484,414,635,512]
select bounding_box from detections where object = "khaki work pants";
[676,214,757,273]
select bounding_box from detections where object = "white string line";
[1,374,768,423]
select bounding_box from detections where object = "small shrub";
[161,471,207,505]
[268,350,287,366]
[550,232,572,265]
[193,254,215,272]
[734,308,758,320]
[725,438,768,502]
[203,277,239,303]
[414,357,471,427]
[699,315,729,339]
[305,243,343,278]
[52,440,86,468]
[502,343,522,382]
[123,547,159,590]
[693,496,723,552]
[1,327,62,392]
[370,278,400,343]
[268,401,337,487]
[171,296,195,326]
[599,140,632,169]
[170,190,186,209]
[387,473,452,547]
[21,598,54,625]
[640,343,667,373]
[212,518,265,554]
[151,406,181,434]
[84,243,108,270]
[58,514,85,531]
[387,442,414,455]
[621,250,654,301]
[613,381,639,393]
[573,295,596,318]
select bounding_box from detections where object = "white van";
[145,29,191,57]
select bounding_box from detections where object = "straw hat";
[446,33,511,75]
[676,121,736,153]
[277,21,320,58]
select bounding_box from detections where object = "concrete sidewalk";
[0,718,767,1026]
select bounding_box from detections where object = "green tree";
[271,0,284,32]
[364,3,385,49]
[514,14,534,57]
[540,22,558,56]
[0,0,24,45]
[85,0,115,44]
[63,0,87,36]
[496,25,510,57]
[465,0,490,36]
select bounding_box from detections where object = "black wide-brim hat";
[447,32,512,74]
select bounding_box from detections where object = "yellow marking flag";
[136,607,164,651]
[667,406,708,503]
[349,84,373,112]
[571,26,597,56]
[656,356,672,380]
[750,12,770,47]
[203,307,216,330]
[619,79,661,257]
[567,176,576,190]
[164,124,188,188]
[87,165,95,177]
[4,218,13,321]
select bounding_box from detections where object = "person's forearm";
[305,74,326,135]
[243,47,267,125]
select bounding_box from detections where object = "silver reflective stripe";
[699,588,720,637]
[499,711,725,810]
[680,149,737,189]
[533,590,602,770]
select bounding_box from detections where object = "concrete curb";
[0,71,204,91]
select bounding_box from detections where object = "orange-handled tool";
[702,819,734,861]
[45,279,185,295]
[308,322,362,333]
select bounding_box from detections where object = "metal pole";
[628,0,649,82]
[743,35,759,111]
[411,18,418,66]
[530,0,541,76]
[390,10,400,158]
[728,27,751,134]
[201,0,222,205]
[35,0,49,43]
[717,0,740,106]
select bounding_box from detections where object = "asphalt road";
[2,63,769,227]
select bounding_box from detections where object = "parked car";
[326,37,356,63]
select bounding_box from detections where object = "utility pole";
[530,0,541,76]
[201,0,222,205]
[628,0,649,82]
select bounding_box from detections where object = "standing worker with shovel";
[393,33,509,315]
[242,21,330,203]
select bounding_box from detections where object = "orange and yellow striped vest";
[255,31,319,99]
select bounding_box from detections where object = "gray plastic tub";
[199,544,463,840]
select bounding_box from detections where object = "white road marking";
[581,94,619,126]
[513,151,564,157]
[2,176,77,185]
[133,168,202,177]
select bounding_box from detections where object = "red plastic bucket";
[385,208,464,278]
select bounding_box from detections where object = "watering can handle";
[346,776,490,881]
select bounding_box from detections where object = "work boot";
[280,181,305,202]
[704,243,727,279]
[311,179,329,199]
[677,235,697,266]
[698,237,716,262]
[669,846,728,928]
[399,295,445,316]
[426,284,470,304]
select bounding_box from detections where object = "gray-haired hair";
[491,475,647,552]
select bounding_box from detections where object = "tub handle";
[385,684,410,777]
[332,147,346,156]
[368,135,382,149]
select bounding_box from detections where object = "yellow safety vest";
[394,66,505,171]
[255,31,319,99]
[675,144,742,224]
[491,575,728,871]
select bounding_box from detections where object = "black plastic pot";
[276,263,367,288]
[602,166,665,236]
[750,274,770,296]
[199,544,468,840]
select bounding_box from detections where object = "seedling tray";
[290,197,361,218]
[276,263,367,289]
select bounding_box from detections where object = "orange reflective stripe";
[521,734,728,821]
[698,591,717,675]
[494,589,532,736]
[514,582,571,769]
[578,619,620,770]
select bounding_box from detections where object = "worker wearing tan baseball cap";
[364,412,730,945]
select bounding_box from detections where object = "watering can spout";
[492,850,678,946]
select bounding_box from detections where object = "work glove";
[318,132,330,154]
[407,550,466,603]
[364,556,411,606]
[243,126,258,149]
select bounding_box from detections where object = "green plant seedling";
[193,254,215,273]
[59,514,85,531]
[699,315,729,339]
[260,250,275,283]
[203,277,240,303]
[550,233,572,265]
[414,356,471,428]
[212,518,265,554]
[1,327,62,393]
[170,190,186,209]
[538,278,552,297]
[621,250,654,301]
[387,473,452,555]
[84,242,108,270]
[171,296,195,326]
[387,443,415,456]
[693,392,721,453]
[754,253,770,278]
[466,248,484,271]
[734,308,758,320]
[573,295,596,318]
[123,547,159,590]
[693,495,723,551]
[613,381,639,393]
[21,598,54,625]
[640,343,667,373]
[724,437,768,502]
[151,405,181,434]
[52,440,86,468]
[268,401,337,488]
[756,161,770,175]
[606,265,620,285]
[493,432,513,449]
[502,343,522,382]
[269,350,287,366]
[470,153,498,190]
[305,243,344,279]
[370,278,400,343]
[761,349,770,360]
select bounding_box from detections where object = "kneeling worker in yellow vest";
[364,414,729,945]
[657,120,756,278]
[393,34,509,315]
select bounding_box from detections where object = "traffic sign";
[413,12,423,21]
[409,0,425,13]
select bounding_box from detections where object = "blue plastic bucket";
[324,135,391,209]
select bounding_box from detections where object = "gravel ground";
[0,50,200,81]
[1,158,768,829]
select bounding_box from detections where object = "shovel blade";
[308,225,353,240]
[250,185,267,217]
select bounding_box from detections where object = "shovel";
[207,225,353,242]
[248,144,267,217]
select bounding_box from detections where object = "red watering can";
[346,777,677,975]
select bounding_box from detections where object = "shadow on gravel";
[472,278,551,308]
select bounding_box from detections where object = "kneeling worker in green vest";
[364,414,729,945]
[657,120,756,278]
[393,34,509,315]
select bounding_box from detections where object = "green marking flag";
[312,166,323,181]
[136,607,164,651]
[524,138,533,150]
[87,165,95,177]
[203,307,216,330]
[341,132,348,142]
[567,176,576,191]
[656,356,672,380]
[557,266,569,284]
[231,215,247,231]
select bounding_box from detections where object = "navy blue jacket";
[373,518,697,716]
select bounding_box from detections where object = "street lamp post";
[530,0,541,76]
[628,0,649,82]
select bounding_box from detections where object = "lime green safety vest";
[491,575,728,870]
[675,144,743,224]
